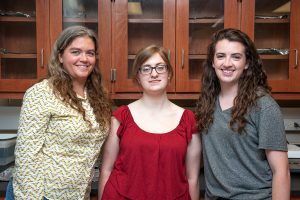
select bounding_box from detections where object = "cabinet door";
[175,0,238,92]
[49,0,111,90]
[0,0,48,93]
[242,0,300,92]
[111,0,175,93]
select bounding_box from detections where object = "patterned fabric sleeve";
[13,81,52,199]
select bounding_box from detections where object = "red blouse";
[102,105,197,200]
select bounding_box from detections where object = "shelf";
[128,18,163,23]
[259,55,289,59]
[128,55,136,59]
[0,16,36,22]
[63,17,98,23]
[255,18,289,24]
[189,18,224,24]
[0,54,36,59]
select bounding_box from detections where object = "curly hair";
[47,26,111,130]
[195,28,271,134]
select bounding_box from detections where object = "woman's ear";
[245,63,249,69]
[58,53,63,63]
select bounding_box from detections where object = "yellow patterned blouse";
[13,79,109,200]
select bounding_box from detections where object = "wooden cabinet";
[110,0,231,95]
[175,0,239,92]
[0,0,49,98]
[109,0,300,99]
[1,0,300,100]
[241,0,300,94]
[176,0,300,94]
[110,0,176,93]
[49,0,112,90]
[109,0,225,93]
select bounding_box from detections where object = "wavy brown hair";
[47,26,111,130]
[195,28,271,134]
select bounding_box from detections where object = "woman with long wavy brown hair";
[195,28,290,200]
[8,26,111,200]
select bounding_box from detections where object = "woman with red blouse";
[98,45,201,200]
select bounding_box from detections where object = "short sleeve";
[257,99,287,151]
[183,109,198,143]
[113,105,131,138]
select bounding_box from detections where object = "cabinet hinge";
[110,68,116,82]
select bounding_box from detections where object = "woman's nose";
[150,67,158,76]
[224,57,232,66]
[80,53,88,61]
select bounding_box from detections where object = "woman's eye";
[143,67,151,72]
[232,56,241,60]
[71,50,81,55]
[156,65,166,72]
[216,55,224,59]
[86,51,96,56]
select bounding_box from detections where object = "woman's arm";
[266,150,290,200]
[186,133,202,200]
[98,117,120,199]
[13,85,51,199]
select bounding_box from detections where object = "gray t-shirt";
[202,94,287,200]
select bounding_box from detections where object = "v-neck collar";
[217,96,232,113]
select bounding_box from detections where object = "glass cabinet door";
[50,0,112,89]
[254,0,293,92]
[0,0,48,93]
[50,0,99,40]
[62,0,98,31]
[112,0,175,93]
[176,0,226,92]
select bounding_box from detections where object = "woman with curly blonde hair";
[195,28,290,200]
[8,25,111,200]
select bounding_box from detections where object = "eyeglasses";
[139,63,168,75]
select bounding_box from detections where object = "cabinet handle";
[110,68,116,82]
[295,49,298,68]
[181,48,184,69]
[41,48,44,68]
[110,68,114,82]
[168,49,171,61]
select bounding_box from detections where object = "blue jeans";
[6,177,48,200]
[5,177,14,200]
